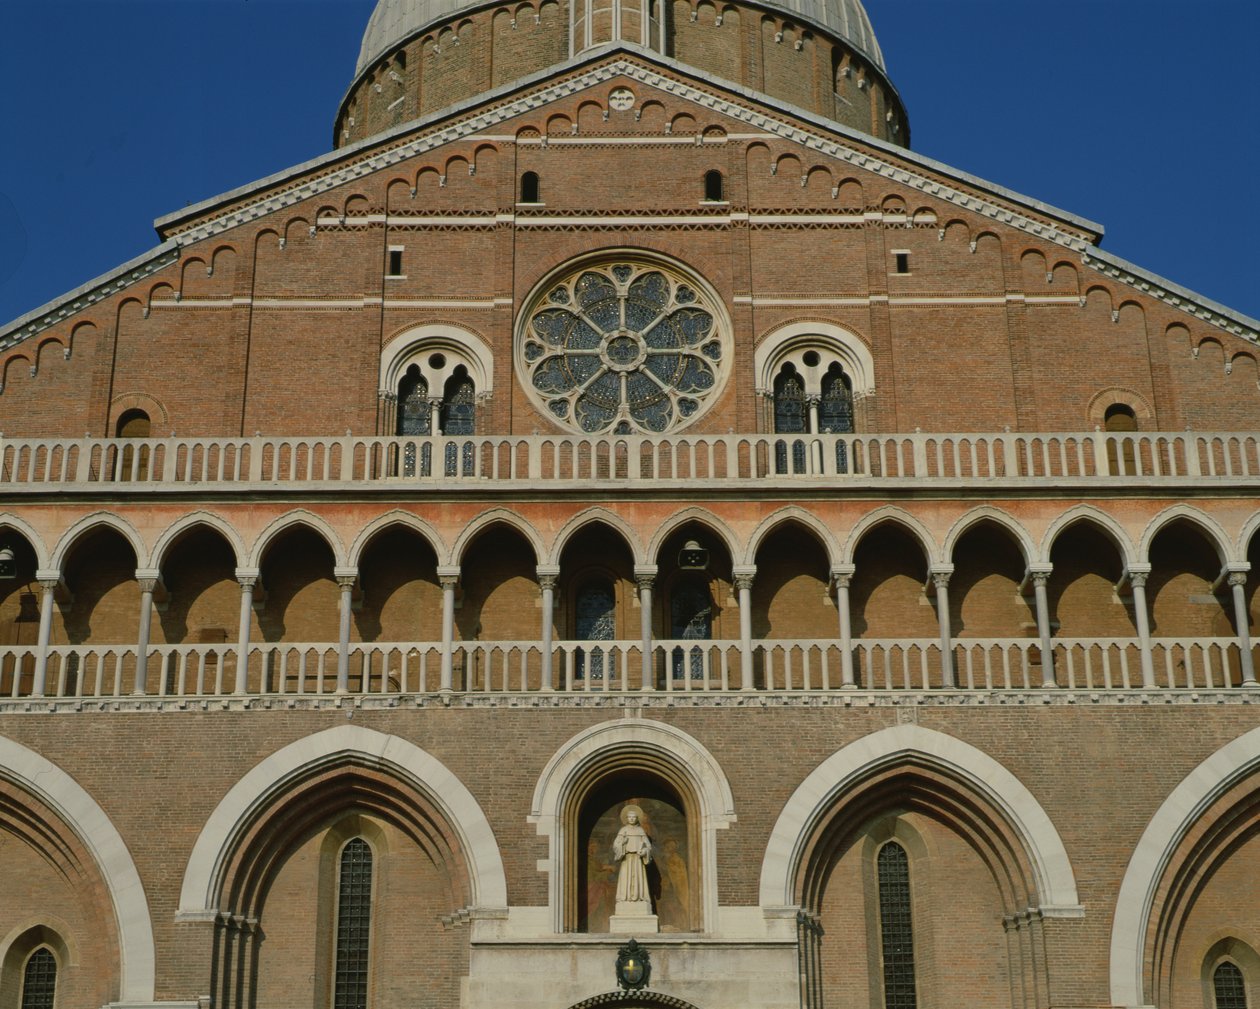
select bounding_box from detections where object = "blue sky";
[0,0,1257,324]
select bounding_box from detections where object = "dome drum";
[338,0,906,147]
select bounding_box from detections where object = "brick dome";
[357,0,885,74]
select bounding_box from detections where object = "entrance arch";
[566,991,706,1009]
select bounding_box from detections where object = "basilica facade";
[1,1,1259,1008]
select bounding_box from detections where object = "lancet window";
[670,578,712,679]
[333,838,374,1009]
[441,368,477,436]
[1214,961,1248,1009]
[575,577,616,680]
[396,365,432,436]
[877,841,916,1009]
[20,948,57,1009]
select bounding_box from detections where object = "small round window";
[517,257,729,434]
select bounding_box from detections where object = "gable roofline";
[4,46,1257,348]
[0,241,180,348]
[157,43,1097,242]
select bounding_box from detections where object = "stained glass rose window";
[518,259,728,434]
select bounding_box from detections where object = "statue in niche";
[613,804,653,907]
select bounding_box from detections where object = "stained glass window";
[21,948,56,1009]
[877,842,916,1009]
[575,578,615,680]
[334,838,373,1009]
[441,369,476,436]
[1215,962,1248,1009]
[520,261,726,434]
[671,578,712,679]
[819,363,853,433]
[397,365,431,436]
[773,366,808,473]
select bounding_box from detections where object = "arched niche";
[575,771,694,934]
[531,719,735,935]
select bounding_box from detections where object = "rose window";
[519,260,727,434]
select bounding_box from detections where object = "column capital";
[135,567,163,583]
[1124,563,1151,590]
[633,565,658,592]
[333,566,359,582]
[137,577,160,594]
[928,564,953,591]
[1027,562,1054,576]
[436,565,461,580]
[732,565,757,592]
[536,564,561,581]
[831,564,856,590]
[35,568,62,585]
[235,567,261,587]
[1228,570,1249,588]
[1031,570,1051,588]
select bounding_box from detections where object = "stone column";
[32,570,61,697]
[807,395,822,473]
[733,565,756,690]
[537,565,560,690]
[1029,564,1056,687]
[930,565,955,688]
[635,566,657,690]
[1127,565,1157,688]
[134,568,161,696]
[438,565,460,692]
[1226,566,1257,686]
[334,567,358,693]
[234,568,260,694]
[831,564,856,688]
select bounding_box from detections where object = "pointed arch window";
[670,578,712,679]
[877,841,916,1009]
[773,365,807,433]
[575,577,615,680]
[20,948,57,1009]
[397,365,432,436]
[333,838,373,1009]
[441,368,476,436]
[818,363,853,433]
[1215,961,1248,1009]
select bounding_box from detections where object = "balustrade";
[1,430,1257,490]
[0,636,1251,702]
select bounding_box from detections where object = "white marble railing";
[1,430,1258,490]
[0,637,1249,701]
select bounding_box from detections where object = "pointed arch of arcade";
[547,507,646,567]
[0,513,49,569]
[246,509,348,569]
[49,511,148,570]
[346,510,447,568]
[1237,512,1260,561]
[149,511,248,570]
[742,507,840,567]
[1109,725,1260,1008]
[644,508,741,568]
[177,724,508,917]
[529,718,736,933]
[1038,505,1137,568]
[941,506,1037,567]
[840,506,938,566]
[449,507,546,567]
[1138,505,1236,565]
[0,734,156,1002]
[757,724,1081,915]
